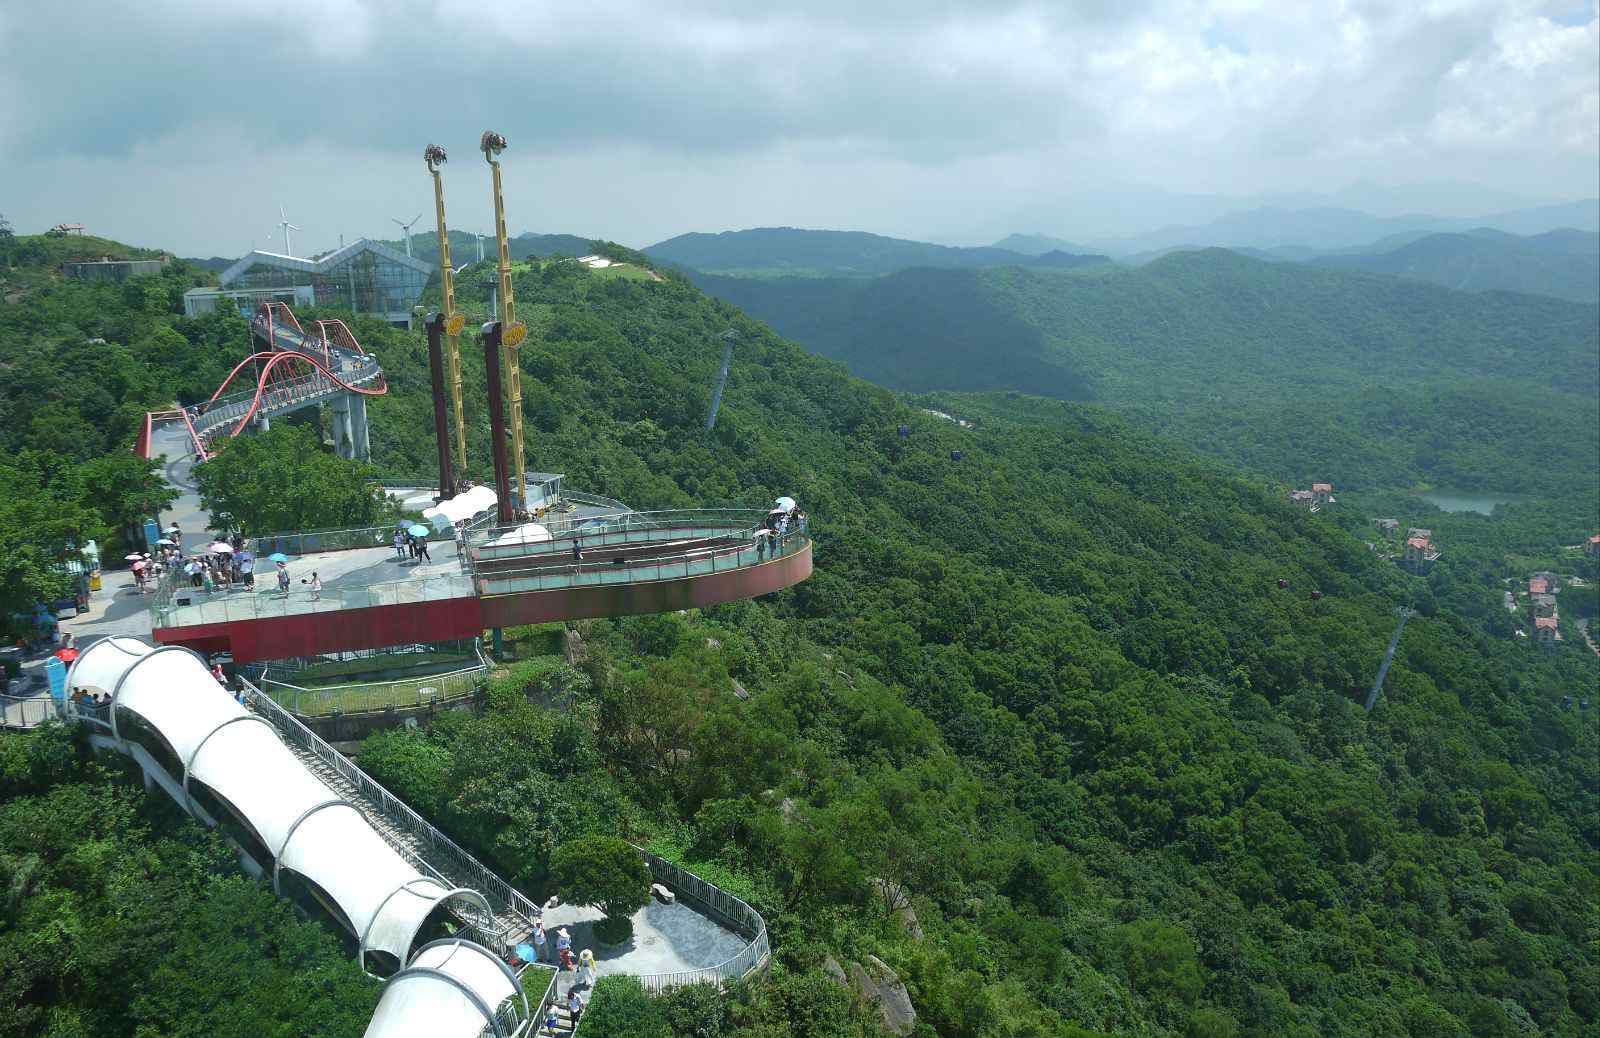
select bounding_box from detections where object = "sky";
[2,0,1596,255]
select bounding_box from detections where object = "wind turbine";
[391,212,423,257]
[277,206,301,257]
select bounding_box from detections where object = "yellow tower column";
[424,144,469,479]
[481,131,527,513]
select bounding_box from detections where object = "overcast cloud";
[2,0,1595,254]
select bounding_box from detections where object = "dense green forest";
[2,233,1598,1037]
[1309,230,1600,304]
[693,250,1600,496]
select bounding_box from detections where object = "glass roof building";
[195,239,433,325]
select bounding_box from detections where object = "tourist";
[309,572,322,600]
[417,537,431,562]
[186,559,202,589]
[276,561,290,595]
[210,660,226,685]
[570,538,583,571]
[556,927,573,968]
[533,920,547,962]
[393,530,406,561]
[578,947,595,988]
[544,1006,560,1034]
[201,564,214,595]
[132,559,147,594]
[240,553,255,590]
[454,522,466,556]
[567,989,584,1027]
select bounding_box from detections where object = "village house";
[1534,615,1562,646]
[1401,533,1441,574]
[1588,534,1600,560]
[1311,482,1334,506]
[1374,518,1400,535]
[1531,593,1559,617]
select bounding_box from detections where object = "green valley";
[692,248,1600,498]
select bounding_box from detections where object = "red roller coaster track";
[138,303,387,460]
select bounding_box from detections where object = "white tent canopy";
[67,638,481,968]
[484,522,550,548]
[423,485,499,529]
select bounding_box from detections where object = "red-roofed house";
[1529,577,1550,595]
[1587,534,1600,560]
[1311,482,1334,506]
[1534,615,1561,646]
[1401,534,1440,574]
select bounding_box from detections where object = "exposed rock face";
[822,956,848,987]
[731,678,750,700]
[848,956,917,1036]
[564,628,587,664]
[871,878,923,940]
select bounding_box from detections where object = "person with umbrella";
[408,525,432,562]
[128,554,147,594]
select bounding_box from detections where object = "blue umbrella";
[515,943,537,963]
[408,524,430,538]
[266,552,290,563]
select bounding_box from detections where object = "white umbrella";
[753,529,773,538]
[124,553,145,561]
[774,496,796,511]
[156,538,176,546]
[209,541,234,554]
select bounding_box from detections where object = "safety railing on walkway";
[633,850,771,993]
[239,676,545,930]
[472,508,769,558]
[476,533,809,598]
[153,570,478,628]
[252,520,452,558]
[260,657,488,716]
[0,691,60,729]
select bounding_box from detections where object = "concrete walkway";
[540,897,748,997]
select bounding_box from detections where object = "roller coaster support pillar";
[426,313,456,499]
[480,322,515,524]
[329,392,371,462]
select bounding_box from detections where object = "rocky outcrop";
[848,956,917,1036]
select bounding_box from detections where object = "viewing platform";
[151,507,812,662]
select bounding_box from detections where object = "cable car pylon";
[1365,606,1413,712]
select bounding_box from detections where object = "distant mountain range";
[1096,199,1598,258]
[644,227,1111,278]
[988,232,1098,257]
[1307,228,1599,304]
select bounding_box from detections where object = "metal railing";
[0,692,61,729]
[631,850,771,993]
[239,676,545,930]
[252,520,452,558]
[152,570,478,629]
[472,508,767,556]
[476,533,809,598]
[260,658,488,716]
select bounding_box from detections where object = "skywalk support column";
[330,392,355,460]
[349,393,370,462]
[480,322,515,525]
[426,313,456,499]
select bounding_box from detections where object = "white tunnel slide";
[68,637,527,1037]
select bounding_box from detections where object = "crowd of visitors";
[756,496,807,561]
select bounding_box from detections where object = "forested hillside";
[1310,230,1600,303]
[694,249,1600,496]
[2,236,1597,1037]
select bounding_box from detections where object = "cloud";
[1,0,1594,252]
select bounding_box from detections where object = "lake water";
[1415,490,1533,515]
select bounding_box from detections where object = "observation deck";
[151,507,812,663]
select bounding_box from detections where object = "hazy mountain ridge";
[1309,229,1600,303]
[645,226,1110,277]
[1090,198,1599,256]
